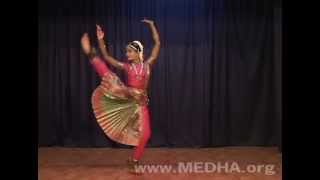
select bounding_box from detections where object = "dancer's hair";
[127,41,144,61]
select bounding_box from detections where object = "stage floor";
[39,147,282,180]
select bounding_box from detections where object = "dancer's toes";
[127,158,142,175]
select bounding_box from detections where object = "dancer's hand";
[81,33,91,55]
[96,24,105,40]
[129,88,148,105]
[141,18,154,26]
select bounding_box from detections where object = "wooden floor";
[39,147,282,180]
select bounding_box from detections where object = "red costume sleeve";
[122,62,129,72]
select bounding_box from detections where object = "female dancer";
[80,18,160,172]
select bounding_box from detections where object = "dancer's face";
[126,47,139,61]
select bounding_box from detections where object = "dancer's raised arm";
[142,19,161,66]
[96,25,125,69]
[81,33,96,59]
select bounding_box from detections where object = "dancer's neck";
[132,59,141,64]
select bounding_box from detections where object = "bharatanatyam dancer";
[80,18,160,173]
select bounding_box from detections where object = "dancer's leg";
[90,56,110,77]
[133,106,151,161]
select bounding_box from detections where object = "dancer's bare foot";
[127,158,142,175]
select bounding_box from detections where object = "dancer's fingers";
[81,33,88,40]
[96,25,101,31]
[82,32,88,37]
[142,19,153,24]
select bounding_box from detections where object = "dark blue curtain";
[38,0,281,148]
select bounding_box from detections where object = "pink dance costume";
[90,55,151,161]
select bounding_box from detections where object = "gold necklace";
[132,62,144,80]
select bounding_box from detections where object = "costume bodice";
[124,62,150,90]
